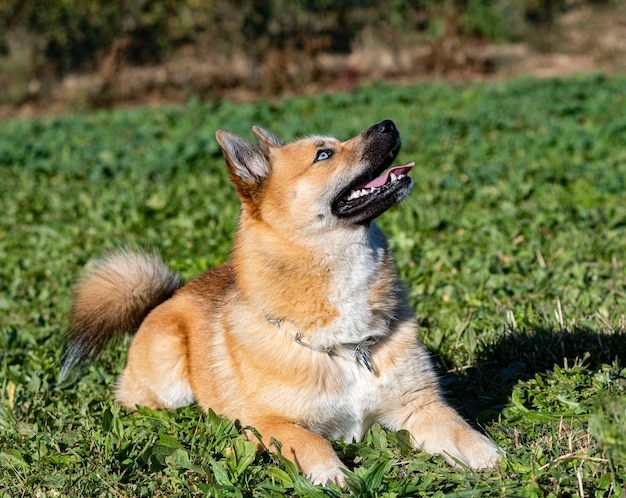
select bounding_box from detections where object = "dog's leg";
[396,400,501,469]
[246,418,347,487]
[115,300,194,410]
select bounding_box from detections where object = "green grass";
[1,74,625,496]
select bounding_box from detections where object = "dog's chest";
[303,360,384,442]
[299,230,393,440]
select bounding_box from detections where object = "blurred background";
[0,0,624,119]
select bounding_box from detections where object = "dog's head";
[216,120,414,231]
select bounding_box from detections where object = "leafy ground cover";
[0,74,625,496]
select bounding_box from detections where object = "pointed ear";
[216,130,270,182]
[252,125,284,149]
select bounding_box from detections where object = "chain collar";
[265,313,385,374]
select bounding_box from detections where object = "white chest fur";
[300,354,386,442]
[307,223,391,347]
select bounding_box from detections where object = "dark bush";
[0,0,577,76]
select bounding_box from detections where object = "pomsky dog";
[63,120,500,486]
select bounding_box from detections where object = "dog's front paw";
[458,431,502,469]
[306,464,348,487]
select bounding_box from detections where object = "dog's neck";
[233,220,401,361]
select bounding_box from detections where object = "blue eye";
[315,149,332,162]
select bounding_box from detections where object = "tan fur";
[65,121,500,486]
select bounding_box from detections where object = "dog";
[62,120,500,486]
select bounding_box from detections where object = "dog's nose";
[374,120,396,134]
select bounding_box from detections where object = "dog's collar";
[264,313,381,374]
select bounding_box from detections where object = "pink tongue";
[357,162,415,189]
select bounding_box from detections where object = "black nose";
[374,120,396,133]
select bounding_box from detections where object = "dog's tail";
[61,249,182,378]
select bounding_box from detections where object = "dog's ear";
[252,126,284,149]
[216,130,270,210]
[216,130,270,182]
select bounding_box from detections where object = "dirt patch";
[1,5,624,121]
[485,5,626,78]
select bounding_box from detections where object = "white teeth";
[344,171,408,202]
[346,188,377,200]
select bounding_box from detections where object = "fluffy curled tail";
[61,249,182,378]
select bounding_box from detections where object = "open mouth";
[332,161,415,222]
[343,162,414,201]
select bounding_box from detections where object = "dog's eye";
[315,149,333,162]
